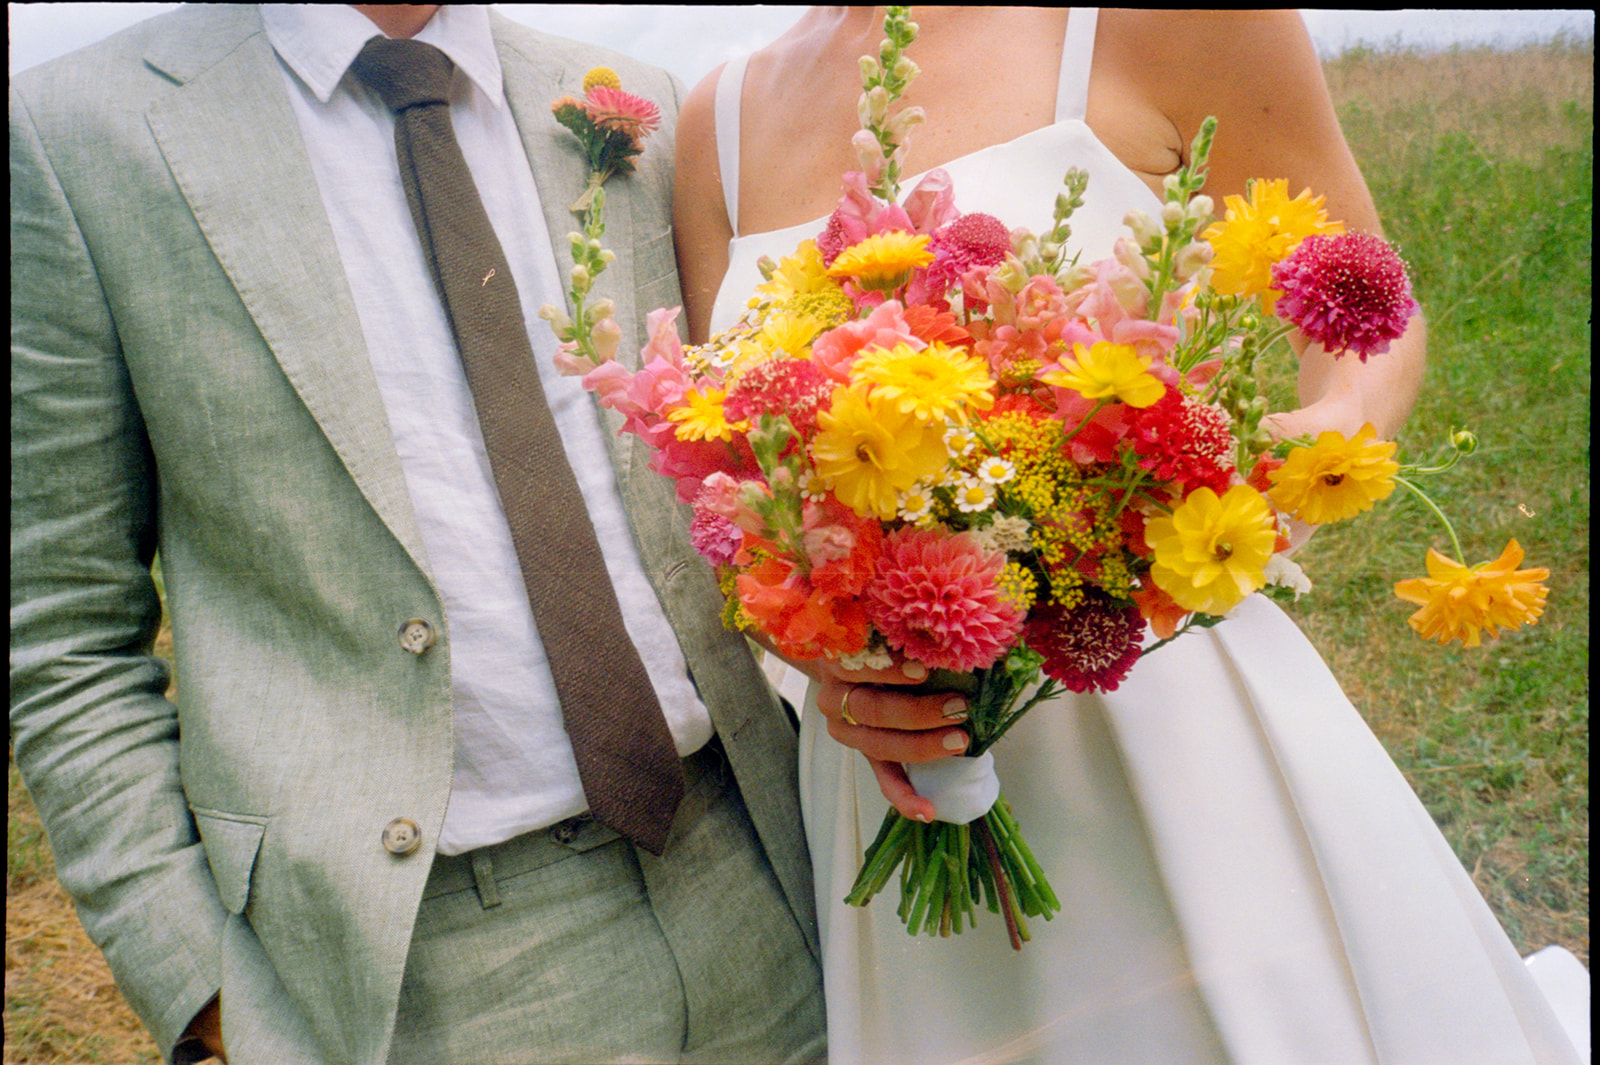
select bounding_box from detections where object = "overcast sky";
[8,6,1595,86]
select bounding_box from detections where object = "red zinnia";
[1024,592,1145,693]
[724,358,833,436]
[1270,232,1418,361]
[1128,392,1236,494]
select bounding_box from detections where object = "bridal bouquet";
[541,12,1547,950]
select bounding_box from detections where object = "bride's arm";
[673,65,735,345]
[1130,9,1428,441]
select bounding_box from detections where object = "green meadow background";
[7,37,1591,1063]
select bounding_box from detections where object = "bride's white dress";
[707,12,1585,1064]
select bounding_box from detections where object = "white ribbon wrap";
[906,750,1000,824]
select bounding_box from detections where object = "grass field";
[6,36,1591,1063]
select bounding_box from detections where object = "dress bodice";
[708,8,1164,334]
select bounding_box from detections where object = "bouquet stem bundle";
[844,662,1062,950]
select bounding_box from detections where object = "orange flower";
[1131,580,1189,641]
[1393,538,1549,647]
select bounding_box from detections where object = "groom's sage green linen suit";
[10,6,818,1062]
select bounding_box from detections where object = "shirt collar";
[261,4,503,107]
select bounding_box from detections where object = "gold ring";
[839,684,861,727]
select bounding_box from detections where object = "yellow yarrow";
[667,387,745,443]
[1394,538,1549,647]
[812,386,949,520]
[1146,485,1278,615]
[1268,424,1399,524]
[997,562,1039,612]
[582,67,621,92]
[1202,179,1344,312]
[826,232,934,291]
[1040,341,1165,408]
[850,342,996,426]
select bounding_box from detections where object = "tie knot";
[351,37,455,114]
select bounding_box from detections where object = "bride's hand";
[809,657,973,822]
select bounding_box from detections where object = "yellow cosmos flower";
[811,386,950,520]
[1202,179,1344,312]
[826,232,934,291]
[582,67,621,92]
[1040,341,1165,408]
[1146,485,1278,615]
[1268,424,1399,524]
[849,342,996,425]
[666,387,744,443]
[755,240,840,302]
[1394,538,1549,647]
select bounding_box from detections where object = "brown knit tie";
[352,37,683,855]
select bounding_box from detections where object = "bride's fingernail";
[901,660,927,680]
[941,699,968,722]
[942,731,968,751]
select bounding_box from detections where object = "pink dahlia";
[583,86,661,142]
[1128,392,1236,494]
[1024,592,1145,694]
[723,357,833,436]
[1270,232,1418,361]
[864,528,1026,672]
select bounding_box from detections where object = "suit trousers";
[386,744,826,1064]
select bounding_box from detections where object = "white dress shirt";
[261,5,712,854]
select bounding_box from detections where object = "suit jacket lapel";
[143,11,432,576]
[497,22,646,460]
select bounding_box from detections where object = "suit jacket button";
[398,618,435,655]
[382,818,422,856]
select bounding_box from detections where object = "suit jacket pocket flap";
[192,809,266,915]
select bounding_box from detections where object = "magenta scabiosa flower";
[1270,232,1418,361]
[1024,592,1145,693]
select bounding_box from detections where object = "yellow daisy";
[850,342,996,425]
[754,240,841,302]
[1202,179,1344,312]
[811,386,949,520]
[1040,341,1165,408]
[1146,485,1278,615]
[666,387,744,443]
[1268,424,1399,524]
[826,232,934,292]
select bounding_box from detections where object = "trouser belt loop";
[470,850,501,909]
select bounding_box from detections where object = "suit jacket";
[9,6,816,1062]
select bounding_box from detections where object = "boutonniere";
[539,68,663,374]
[550,67,662,213]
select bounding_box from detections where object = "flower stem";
[1393,473,1465,560]
[973,815,1024,951]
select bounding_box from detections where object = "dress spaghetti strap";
[714,54,749,235]
[1056,9,1098,123]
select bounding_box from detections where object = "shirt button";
[398,618,435,655]
[381,817,422,856]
